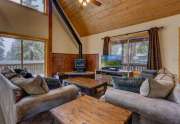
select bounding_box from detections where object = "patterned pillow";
[1,67,18,79]
[11,75,49,95]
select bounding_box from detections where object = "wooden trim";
[20,40,23,69]
[102,27,163,40]
[110,31,149,43]
[0,32,48,42]
[44,41,48,76]
[46,0,53,76]
[0,32,47,75]
[179,28,180,81]
[45,0,48,14]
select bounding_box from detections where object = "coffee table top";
[51,95,132,124]
[64,71,95,75]
[63,77,107,89]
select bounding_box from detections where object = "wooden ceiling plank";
[60,0,180,36]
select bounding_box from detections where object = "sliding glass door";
[110,38,149,71]
[23,40,45,75]
[128,39,149,65]
[0,37,21,68]
[0,37,45,76]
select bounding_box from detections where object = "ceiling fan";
[78,0,102,7]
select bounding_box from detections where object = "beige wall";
[82,14,180,76]
[52,8,81,54]
[0,0,48,39]
[0,0,80,54]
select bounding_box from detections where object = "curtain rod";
[102,26,164,40]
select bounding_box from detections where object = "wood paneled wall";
[52,53,99,74]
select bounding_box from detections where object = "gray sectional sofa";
[104,69,180,124]
[0,73,79,124]
[105,87,180,124]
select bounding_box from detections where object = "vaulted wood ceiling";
[59,0,180,36]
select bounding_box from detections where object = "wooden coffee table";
[63,77,107,96]
[51,95,132,124]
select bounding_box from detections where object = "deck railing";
[120,63,147,72]
[0,61,44,75]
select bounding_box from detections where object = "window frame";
[110,37,149,66]
[0,33,47,76]
[9,0,47,14]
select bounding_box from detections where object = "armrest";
[16,85,79,122]
[105,88,180,124]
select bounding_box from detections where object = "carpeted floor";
[19,112,54,124]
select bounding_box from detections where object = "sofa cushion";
[140,78,174,98]
[12,75,49,95]
[16,85,79,122]
[105,88,180,124]
[168,83,180,104]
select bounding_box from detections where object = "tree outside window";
[0,37,45,76]
[9,0,45,13]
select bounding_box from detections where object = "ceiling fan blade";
[91,0,102,6]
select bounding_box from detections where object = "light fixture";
[79,0,90,6]
[83,2,87,6]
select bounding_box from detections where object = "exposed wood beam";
[53,0,83,58]
[47,0,53,76]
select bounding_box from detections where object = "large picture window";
[9,0,45,13]
[111,38,149,65]
[0,37,45,76]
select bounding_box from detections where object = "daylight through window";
[0,37,45,76]
[110,38,149,65]
[9,0,45,13]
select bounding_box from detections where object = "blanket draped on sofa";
[0,74,16,124]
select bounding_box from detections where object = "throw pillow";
[14,69,33,78]
[1,67,18,79]
[140,78,175,98]
[167,83,180,104]
[157,68,176,79]
[11,75,49,95]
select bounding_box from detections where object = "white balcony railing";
[0,60,44,75]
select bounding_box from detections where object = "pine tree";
[22,0,39,9]
[23,41,44,61]
[6,40,21,60]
